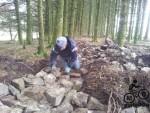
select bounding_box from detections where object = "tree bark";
[26,0,33,44]
[14,0,23,44]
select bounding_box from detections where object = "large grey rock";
[63,90,77,104]
[45,87,66,107]
[8,84,20,96]
[72,92,89,107]
[59,79,73,91]
[121,107,136,113]
[35,70,48,77]
[22,86,47,102]
[24,77,45,86]
[11,78,25,91]
[87,97,105,110]
[72,78,83,91]
[17,96,41,112]
[88,110,106,113]
[141,67,150,74]
[0,95,18,107]
[0,102,22,113]
[124,62,137,71]
[10,108,23,113]
[0,83,9,97]
[51,103,73,113]
[34,104,51,113]
[0,103,11,113]
[137,107,149,113]
[72,108,88,113]
[43,73,56,84]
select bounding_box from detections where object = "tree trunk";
[105,0,111,38]
[9,22,13,41]
[51,0,64,44]
[68,0,75,37]
[14,0,23,44]
[26,0,33,44]
[144,12,150,40]
[127,0,135,42]
[117,0,128,47]
[133,0,142,44]
[87,0,92,36]
[38,0,45,54]
[93,0,101,41]
[139,0,147,40]
[63,0,68,36]
[79,0,84,35]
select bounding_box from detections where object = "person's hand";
[65,67,71,73]
[52,65,57,71]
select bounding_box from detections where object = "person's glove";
[65,67,71,73]
[51,65,57,71]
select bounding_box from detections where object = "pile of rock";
[0,70,107,113]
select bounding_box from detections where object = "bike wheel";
[124,93,135,104]
[138,89,149,99]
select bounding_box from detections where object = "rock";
[24,77,45,86]
[72,108,88,113]
[131,53,137,59]
[26,74,35,78]
[70,73,81,78]
[88,110,106,113]
[0,95,16,107]
[141,67,150,74]
[51,103,73,113]
[63,90,77,104]
[43,73,56,84]
[10,108,23,113]
[11,78,25,91]
[87,97,105,110]
[0,83,9,97]
[80,68,88,75]
[121,107,136,113]
[0,102,22,113]
[35,70,47,77]
[8,84,20,96]
[37,104,52,112]
[124,62,137,71]
[106,49,121,57]
[71,78,83,91]
[72,92,89,107]
[59,75,70,80]
[45,87,66,106]
[22,86,46,102]
[17,96,41,112]
[137,107,149,113]
[138,58,145,66]
[51,68,61,77]
[59,79,73,91]
[121,47,131,55]
[43,66,52,73]
[0,103,11,113]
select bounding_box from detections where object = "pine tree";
[37,0,45,55]
[26,0,33,44]
[14,0,23,44]
[117,0,128,47]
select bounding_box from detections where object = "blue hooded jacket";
[49,37,77,66]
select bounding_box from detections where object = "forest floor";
[0,37,150,108]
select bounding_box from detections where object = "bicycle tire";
[138,89,149,99]
[124,93,135,104]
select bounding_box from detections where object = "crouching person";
[49,36,80,74]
